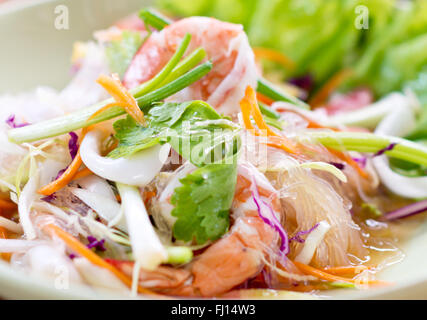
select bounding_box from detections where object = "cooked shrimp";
[123,17,258,115]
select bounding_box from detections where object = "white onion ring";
[80,130,170,186]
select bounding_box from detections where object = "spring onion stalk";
[165,246,193,265]
[257,78,310,110]
[117,183,167,271]
[8,61,213,144]
[305,131,427,167]
[132,33,191,98]
[139,8,172,31]
[140,9,309,111]
[259,102,280,119]
[158,47,207,87]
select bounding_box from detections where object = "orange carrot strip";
[309,68,353,108]
[327,147,369,179]
[323,265,371,276]
[253,47,296,70]
[256,92,274,106]
[44,223,156,295]
[97,74,146,126]
[72,168,93,181]
[245,86,298,154]
[0,199,17,210]
[38,101,128,195]
[0,227,11,261]
[293,261,388,287]
[38,151,84,196]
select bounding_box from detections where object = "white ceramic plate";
[1,0,426,299]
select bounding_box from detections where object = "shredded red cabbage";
[69,253,77,260]
[329,162,345,170]
[289,223,319,243]
[373,143,397,157]
[5,114,29,128]
[250,179,289,256]
[87,235,106,252]
[68,132,79,160]
[41,193,57,203]
[288,73,313,92]
[352,157,367,168]
[384,199,427,221]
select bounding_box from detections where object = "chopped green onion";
[257,78,310,110]
[165,246,193,265]
[305,131,427,167]
[132,33,191,98]
[139,8,172,31]
[259,102,280,119]
[158,47,207,88]
[8,61,212,144]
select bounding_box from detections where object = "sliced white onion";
[117,183,167,271]
[329,93,410,129]
[0,239,47,252]
[373,95,427,199]
[74,175,116,201]
[73,257,129,294]
[295,220,331,265]
[80,130,170,186]
[0,217,23,234]
[70,187,127,232]
[18,173,38,240]
[24,245,83,285]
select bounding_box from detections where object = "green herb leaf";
[109,100,240,166]
[171,161,237,244]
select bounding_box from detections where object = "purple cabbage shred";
[329,162,345,170]
[68,132,79,160]
[288,73,313,92]
[86,235,106,252]
[5,114,29,128]
[289,223,319,243]
[352,157,367,168]
[373,143,397,157]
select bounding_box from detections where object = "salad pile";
[0,4,426,298]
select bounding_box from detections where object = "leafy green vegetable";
[109,101,240,166]
[157,0,427,96]
[171,161,237,244]
[105,31,144,78]
[110,100,241,244]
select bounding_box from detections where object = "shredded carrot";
[308,68,353,108]
[38,151,84,196]
[72,168,93,181]
[0,199,17,211]
[253,47,296,70]
[0,227,11,261]
[256,92,274,106]
[241,86,298,154]
[115,194,122,203]
[97,74,146,126]
[327,147,369,179]
[293,261,388,287]
[44,223,156,295]
[323,265,371,276]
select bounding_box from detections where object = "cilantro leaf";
[105,30,144,78]
[109,101,240,166]
[171,161,237,244]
